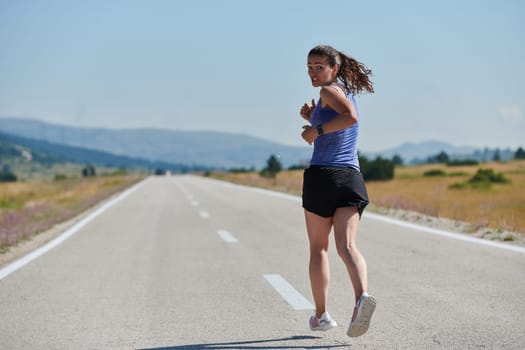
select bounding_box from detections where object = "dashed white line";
[216,230,239,243]
[172,179,193,199]
[264,274,314,310]
[199,211,209,219]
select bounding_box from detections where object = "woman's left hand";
[301,125,318,145]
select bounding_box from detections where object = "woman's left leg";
[304,209,333,318]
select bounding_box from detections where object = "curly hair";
[308,45,374,95]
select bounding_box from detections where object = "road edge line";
[0,178,148,281]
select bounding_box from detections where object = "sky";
[0,0,523,152]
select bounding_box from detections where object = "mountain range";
[0,117,518,170]
[0,117,311,170]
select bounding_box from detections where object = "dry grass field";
[367,161,525,235]
[0,174,145,252]
[209,160,525,239]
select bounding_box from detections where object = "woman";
[300,45,376,338]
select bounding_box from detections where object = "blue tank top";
[310,91,360,169]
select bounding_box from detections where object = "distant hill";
[363,141,476,164]
[367,140,473,160]
[0,134,84,180]
[0,132,201,175]
[364,140,518,164]
[1,134,59,166]
[0,117,311,169]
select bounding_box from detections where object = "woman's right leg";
[304,209,333,318]
[333,206,368,303]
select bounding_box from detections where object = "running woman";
[300,44,376,338]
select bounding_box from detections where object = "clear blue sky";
[1,0,523,152]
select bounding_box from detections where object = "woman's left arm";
[301,86,358,144]
[318,86,358,132]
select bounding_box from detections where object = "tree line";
[256,146,525,182]
[257,153,395,181]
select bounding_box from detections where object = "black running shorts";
[302,165,369,218]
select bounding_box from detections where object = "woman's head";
[308,45,341,68]
[307,45,374,95]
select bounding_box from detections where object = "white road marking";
[216,230,239,243]
[264,274,314,310]
[199,211,209,219]
[0,178,147,281]
[172,179,194,202]
[363,212,525,254]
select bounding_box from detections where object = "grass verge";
[0,174,145,253]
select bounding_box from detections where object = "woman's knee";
[310,246,328,258]
[308,232,330,252]
[336,242,360,263]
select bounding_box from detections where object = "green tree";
[436,151,450,163]
[450,168,510,190]
[259,154,282,178]
[515,147,525,159]
[82,165,96,177]
[360,156,394,181]
[391,154,404,166]
[469,168,509,184]
[427,151,450,164]
[0,165,17,182]
[493,149,501,162]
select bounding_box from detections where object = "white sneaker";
[347,293,376,337]
[309,312,338,331]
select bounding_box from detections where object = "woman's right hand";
[300,99,316,122]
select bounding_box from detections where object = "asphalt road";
[1,175,524,349]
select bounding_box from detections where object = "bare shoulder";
[321,84,346,98]
[320,84,347,107]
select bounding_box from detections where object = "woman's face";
[307,55,338,87]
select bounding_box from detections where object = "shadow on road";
[138,335,350,349]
